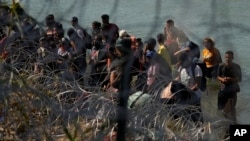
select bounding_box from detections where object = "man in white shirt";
[176,52,203,98]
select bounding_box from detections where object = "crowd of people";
[0,3,242,124]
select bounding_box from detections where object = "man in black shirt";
[217,50,242,122]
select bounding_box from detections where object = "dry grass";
[0,56,234,141]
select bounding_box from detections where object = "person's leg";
[230,93,237,122]
[211,64,219,79]
[206,67,213,79]
[222,94,237,122]
[218,91,227,110]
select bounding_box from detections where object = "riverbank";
[0,62,233,140]
[0,1,244,140]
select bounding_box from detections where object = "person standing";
[91,21,102,37]
[101,14,119,47]
[202,37,222,79]
[45,14,63,43]
[175,52,203,101]
[156,33,171,68]
[217,50,242,122]
[119,29,137,50]
[143,38,172,93]
[71,16,89,40]
[163,19,189,47]
[71,16,92,50]
[67,28,87,80]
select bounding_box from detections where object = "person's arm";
[224,65,241,83]
[96,51,107,64]
[191,81,199,91]
[70,41,77,53]
[192,65,202,91]
[110,70,116,87]
[217,64,229,84]
[215,48,222,64]
[110,70,120,88]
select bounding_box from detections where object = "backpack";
[191,60,207,91]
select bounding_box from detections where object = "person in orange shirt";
[202,37,222,79]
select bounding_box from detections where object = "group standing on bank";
[0,4,242,123]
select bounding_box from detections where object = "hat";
[119,30,128,37]
[115,39,132,54]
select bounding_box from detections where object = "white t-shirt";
[179,65,203,97]
[180,65,202,87]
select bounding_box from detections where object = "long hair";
[203,37,215,47]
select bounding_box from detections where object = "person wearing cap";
[119,29,137,50]
[101,14,119,46]
[119,29,140,76]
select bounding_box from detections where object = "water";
[9,0,250,124]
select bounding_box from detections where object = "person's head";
[136,38,143,49]
[71,16,78,27]
[157,33,165,44]
[115,38,132,57]
[101,14,109,25]
[225,50,234,65]
[145,38,156,51]
[92,21,101,29]
[203,37,215,49]
[39,36,47,47]
[177,51,191,68]
[166,19,175,29]
[119,29,129,39]
[67,28,76,37]
[185,41,200,59]
[92,35,103,49]
[46,14,55,26]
